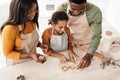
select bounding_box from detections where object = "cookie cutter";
[61,65,76,71]
[17,75,25,80]
[100,58,120,69]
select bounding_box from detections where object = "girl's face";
[27,3,37,21]
[53,20,68,35]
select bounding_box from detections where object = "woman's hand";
[40,44,48,53]
[68,49,79,62]
[29,52,46,63]
[37,54,47,63]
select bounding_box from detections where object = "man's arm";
[87,7,102,55]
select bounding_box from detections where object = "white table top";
[0,48,120,80]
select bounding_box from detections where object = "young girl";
[0,0,46,65]
[42,11,78,63]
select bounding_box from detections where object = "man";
[57,0,102,69]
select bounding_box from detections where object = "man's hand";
[77,53,93,69]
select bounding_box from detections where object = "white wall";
[0,0,67,25]
[0,1,10,26]
[106,0,120,34]
[38,0,110,18]
[0,0,111,25]
[38,0,67,18]
[88,0,120,34]
[88,0,110,18]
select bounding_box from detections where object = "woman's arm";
[2,25,21,60]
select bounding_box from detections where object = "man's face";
[69,2,86,16]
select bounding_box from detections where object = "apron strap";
[51,28,54,35]
[18,25,24,34]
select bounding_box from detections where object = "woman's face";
[27,3,37,21]
[53,20,68,35]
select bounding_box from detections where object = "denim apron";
[50,28,68,52]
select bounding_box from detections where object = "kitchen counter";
[0,48,120,80]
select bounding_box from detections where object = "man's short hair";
[69,0,87,4]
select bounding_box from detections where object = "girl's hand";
[68,50,79,62]
[56,53,67,63]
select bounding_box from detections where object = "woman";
[0,0,46,65]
